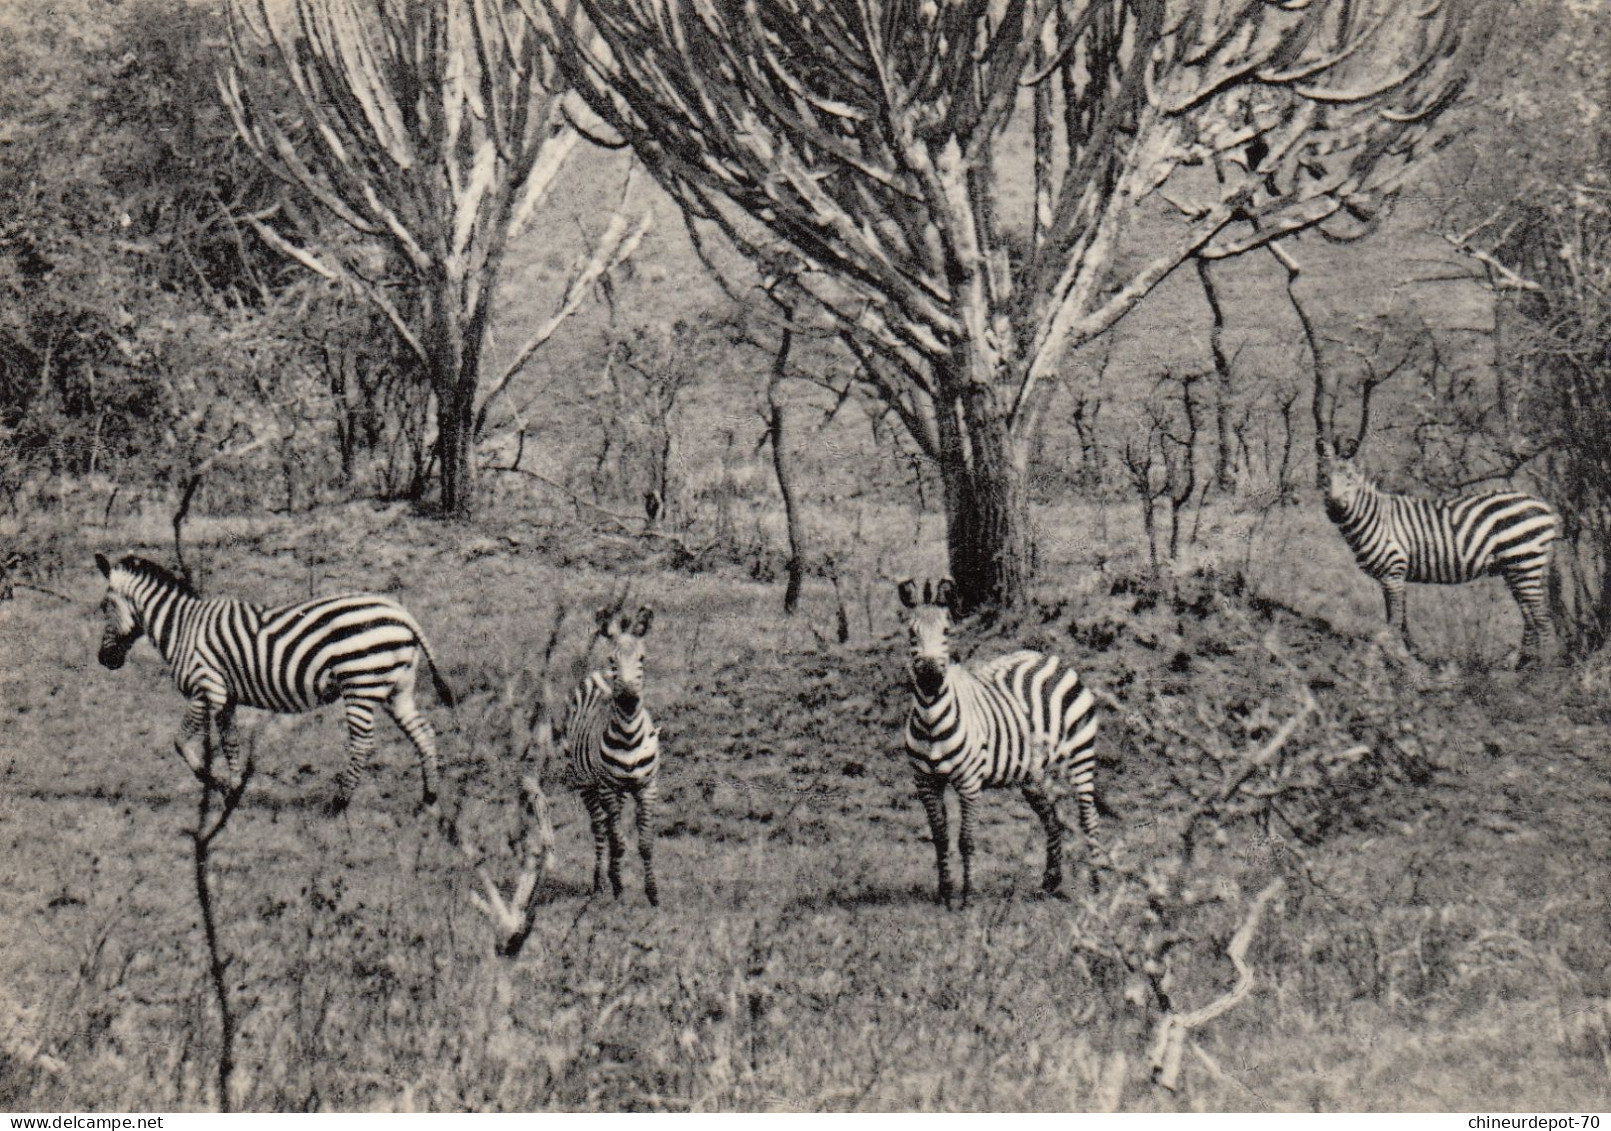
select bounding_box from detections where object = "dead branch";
[450,774,556,959]
[1148,878,1285,1092]
[189,727,257,1111]
[443,609,566,958]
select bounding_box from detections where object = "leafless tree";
[222,0,646,517]
[1123,369,1206,569]
[542,0,1492,607]
[187,729,256,1111]
[1196,259,1236,493]
[763,299,810,614]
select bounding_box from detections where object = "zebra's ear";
[934,578,956,610]
[95,552,112,579]
[897,579,919,609]
[632,606,654,636]
[1317,438,1334,462]
[1338,437,1359,460]
[595,606,617,637]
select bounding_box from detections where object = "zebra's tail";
[431,661,457,710]
[413,630,457,710]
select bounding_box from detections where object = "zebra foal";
[94,553,454,811]
[898,578,1103,907]
[1319,439,1560,665]
[561,605,662,906]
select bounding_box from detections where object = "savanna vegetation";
[2,0,1609,1114]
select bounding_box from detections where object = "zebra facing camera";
[597,605,655,637]
[896,577,956,611]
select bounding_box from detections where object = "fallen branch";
[1148,878,1285,1092]
[450,774,556,958]
[445,623,565,958]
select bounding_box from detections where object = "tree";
[1435,0,1611,654]
[542,0,1491,607]
[222,0,644,517]
[0,0,290,493]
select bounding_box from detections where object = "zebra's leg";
[634,784,659,908]
[916,777,953,907]
[327,699,378,816]
[1505,568,1550,668]
[956,783,981,909]
[1381,573,1411,648]
[580,785,611,895]
[1073,777,1105,893]
[1022,786,1065,897]
[388,683,441,810]
[174,693,212,781]
[215,702,242,788]
[601,788,627,899]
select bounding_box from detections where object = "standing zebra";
[94,553,454,811]
[1319,439,1561,665]
[898,578,1103,907]
[561,605,662,906]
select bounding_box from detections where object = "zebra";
[94,553,454,811]
[560,605,662,906]
[898,578,1103,907]
[1319,438,1561,665]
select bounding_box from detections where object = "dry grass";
[1,498,1608,1111]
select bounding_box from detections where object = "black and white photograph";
[1,0,1607,1114]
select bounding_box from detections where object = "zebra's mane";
[117,555,196,597]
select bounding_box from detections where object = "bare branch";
[1148,879,1285,1092]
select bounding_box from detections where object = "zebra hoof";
[323,793,351,819]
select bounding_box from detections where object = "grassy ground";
[0,107,1596,1113]
[1,498,1608,1112]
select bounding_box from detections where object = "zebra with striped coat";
[1319,439,1560,664]
[899,579,1103,907]
[561,606,662,906]
[94,553,454,811]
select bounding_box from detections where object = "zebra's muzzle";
[911,660,946,699]
[98,636,129,670]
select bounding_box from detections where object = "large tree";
[543,0,1491,605]
[223,0,643,517]
[1437,0,1611,653]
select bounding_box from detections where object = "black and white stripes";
[899,578,1103,906]
[1320,440,1560,663]
[94,553,453,811]
[560,605,663,906]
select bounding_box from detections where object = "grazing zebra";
[561,605,662,906]
[1319,439,1560,664]
[898,578,1103,907]
[94,553,454,811]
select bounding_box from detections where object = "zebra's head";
[1319,437,1367,515]
[94,552,144,670]
[898,578,956,699]
[597,605,654,714]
